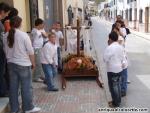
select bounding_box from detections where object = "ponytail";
[7,16,22,48]
[7,28,15,48]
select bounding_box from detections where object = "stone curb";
[0,98,9,113]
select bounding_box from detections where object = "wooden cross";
[66,19,90,56]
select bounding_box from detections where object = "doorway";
[145,7,149,32]
[29,0,39,29]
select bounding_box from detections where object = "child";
[53,22,64,72]
[4,16,41,113]
[40,33,58,91]
[31,18,47,82]
[118,36,128,97]
[104,31,124,107]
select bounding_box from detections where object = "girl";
[3,16,41,113]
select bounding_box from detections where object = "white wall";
[13,0,28,32]
[63,0,84,26]
[38,0,44,20]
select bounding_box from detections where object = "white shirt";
[40,41,58,65]
[40,29,48,42]
[3,29,34,66]
[31,28,44,49]
[54,30,63,47]
[122,49,128,69]
[118,36,125,46]
[103,42,124,73]
[120,28,127,37]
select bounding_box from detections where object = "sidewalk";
[0,98,9,113]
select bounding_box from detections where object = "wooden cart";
[62,69,103,89]
[61,20,103,89]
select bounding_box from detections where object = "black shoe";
[48,88,59,91]
[0,93,9,97]
[108,101,120,108]
[121,92,126,97]
[43,80,47,85]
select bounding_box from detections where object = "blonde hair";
[48,32,56,38]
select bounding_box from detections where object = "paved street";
[32,76,107,113]
[31,17,150,113]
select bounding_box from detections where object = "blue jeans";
[57,47,62,70]
[8,63,34,112]
[121,68,128,93]
[107,72,121,107]
[42,64,57,90]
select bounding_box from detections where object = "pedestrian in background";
[3,16,41,113]
[111,15,122,32]
[52,22,64,72]
[40,32,59,91]
[104,31,124,107]
[117,23,129,97]
[120,21,127,40]
[0,2,10,97]
[31,18,47,82]
[118,37,128,97]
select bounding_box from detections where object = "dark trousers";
[0,50,7,96]
[107,72,121,107]
[57,47,62,71]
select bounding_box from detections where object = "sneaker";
[108,101,120,108]
[121,92,126,97]
[33,78,43,82]
[48,88,59,91]
[25,107,41,113]
[127,80,131,84]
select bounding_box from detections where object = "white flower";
[77,59,82,64]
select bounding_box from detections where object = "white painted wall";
[38,0,44,20]
[63,0,84,26]
[13,0,28,31]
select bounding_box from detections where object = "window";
[139,9,143,23]
[126,9,128,20]
[129,8,132,21]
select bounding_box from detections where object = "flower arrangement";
[63,54,97,71]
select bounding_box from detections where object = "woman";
[3,16,41,113]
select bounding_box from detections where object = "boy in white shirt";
[104,31,124,107]
[31,18,48,82]
[40,33,58,91]
[118,36,128,97]
[52,22,64,72]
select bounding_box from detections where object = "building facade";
[105,0,150,33]
[62,0,84,26]
[0,0,47,32]
[0,0,85,31]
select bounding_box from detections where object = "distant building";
[0,0,85,31]
[107,0,150,33]
[62,0,84,26]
